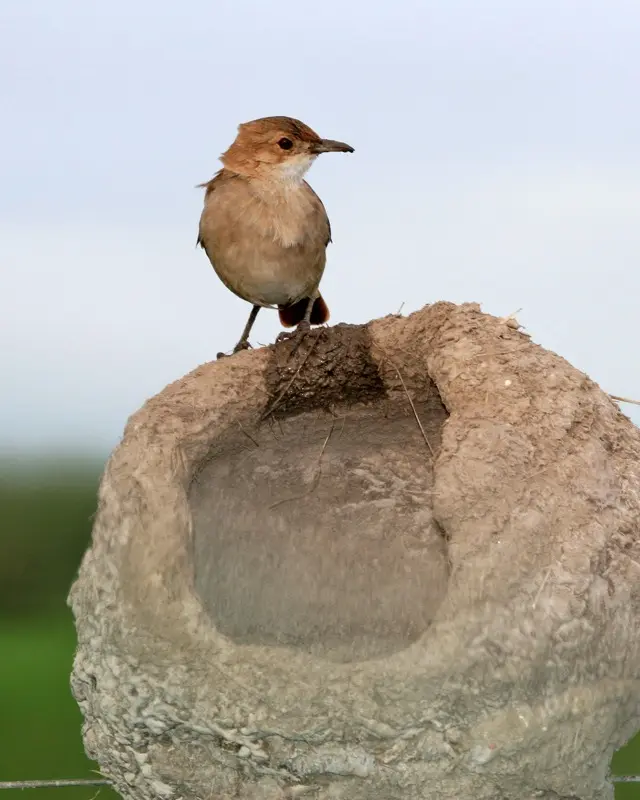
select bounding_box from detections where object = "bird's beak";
[313,139,355,154]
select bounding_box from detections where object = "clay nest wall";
[69,302,640,800]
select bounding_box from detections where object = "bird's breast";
[199,177,330,307]
[250,182,321,247]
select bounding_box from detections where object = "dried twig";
[237,421,260,448]
[390,362,435,456]
[532,566,552,609]
[500,308,523,322]
[269,421,335,509]
[372,344,436,456]
[499,308,530,336]
[262,334,320,420]
[610,394,640,407]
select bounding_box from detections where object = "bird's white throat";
[276,154,316,184]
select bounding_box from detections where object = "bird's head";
[220,116,354,183]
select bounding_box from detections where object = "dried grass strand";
[269,421,335,509]
[610,394,640,407]
[390,361,435,456]
[262,334,320,420]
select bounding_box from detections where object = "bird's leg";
[298,295,315,332]
[275,297,317,357]
[275,296,315,345]
[217,305,260,359]
[235,304,261,351]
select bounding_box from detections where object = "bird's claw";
[217,340,251,360]
[233,340,252,354]
[276,320,310,345]
[275,322,313,358]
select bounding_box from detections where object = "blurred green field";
[0,459,638,799]
[0,615,118,800]
[0,461,118,800]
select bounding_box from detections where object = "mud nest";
[69,302,640,800]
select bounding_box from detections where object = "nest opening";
[190,332,449,662]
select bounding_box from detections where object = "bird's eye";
[278,137,293,150]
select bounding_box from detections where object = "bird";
[196,116,354,355]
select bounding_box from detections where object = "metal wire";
[0,776,639,789]
[0,780,112,790]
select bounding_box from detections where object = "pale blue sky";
[2,0,639,453]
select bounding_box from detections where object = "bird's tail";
[278,295,330,328]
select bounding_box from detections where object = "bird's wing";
[196,171,224,248]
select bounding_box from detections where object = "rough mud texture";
[69,302,640,800]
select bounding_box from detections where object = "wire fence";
[1,775,640,791]
[0,781,112,791]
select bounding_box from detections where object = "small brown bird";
[197,116,354,354]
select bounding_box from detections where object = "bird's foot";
[275,321,312,358]
[275,320,310,346]
[217,340,251,360]
[233,339,252,354]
